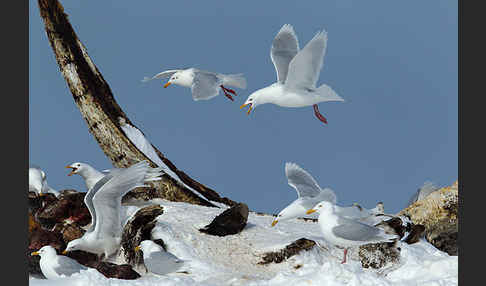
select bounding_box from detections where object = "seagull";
[63,161,163,260]
[240,24,344,124]
[65,162,106,191]
[306,201,399,264]
[31,245,87,279]
[142,68,247,102]
[29,166,59,196]
[135,240,185,275]
[271,163,383,227]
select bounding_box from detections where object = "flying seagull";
[240,24,344,124]
[142,68,246,102]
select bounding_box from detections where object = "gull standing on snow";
[142,68,247,102]
[240,24,344,124]
[29,166,60,196]
[135,240,185,275]
[306,201,399,264]
[31,245,87,279]
[63,161,163,260]
[271,163,383,227]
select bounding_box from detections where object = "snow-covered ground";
[29,200,458,286]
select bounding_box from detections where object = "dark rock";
[29,227,65,253]
[375,217,408,239]
[429,231,458,256]
[27,248,45,279]
[121,205,164,266]
[359,242,400,269]
[404,224,426,244]
[258,238,316,265]
[28,191,58,215]
[96,262,141,280]
[65,250,100,268]
[199,203,249,237]
[52,223,86,243]
[36,190,90,229]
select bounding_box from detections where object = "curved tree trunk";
[37,0,236,207]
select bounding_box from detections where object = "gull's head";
[136,240,161,254]
[240,93,260,115]
[31,245,56,257]
[65,162,87,177]
[165,70,192,88]
[271,205,298,227]
[306,201,333,215]
[63,238,84,254]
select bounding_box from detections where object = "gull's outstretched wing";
[29,167,44,193]
[142,70,181,82]
[191,71,221,101]
[333,217,397,242]
[92,161,162,238]
[53,256,87,277]
[285,162,333,201]
[271,24,300,83]
[285,30,327,90]
[83,174,113,233]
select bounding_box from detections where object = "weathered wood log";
[37,0,236,207]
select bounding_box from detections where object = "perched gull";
[29,166,59,196]
[135,240,185,275]
[63,161,163,260]
[306,201,399,264]
[240,24,344,124]
[271,163,383,227]
[31,245,87,279]
[142,68,247,102]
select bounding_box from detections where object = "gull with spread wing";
[142,68,246,102]
[240,24,344,124]
[271,163,382,227]
[63,161,163,260]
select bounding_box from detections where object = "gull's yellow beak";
[240,103,253,115]
[65,166,76,176]
[164,82,171,88]
[62,250,68,255]
[271,220,278,227]
[135,246,141,252]
[306,209,316,215]
[31,251,40,256]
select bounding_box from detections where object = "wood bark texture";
[37,0,236,207]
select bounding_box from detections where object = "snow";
[118,119,208,201]
[30,200,458,286]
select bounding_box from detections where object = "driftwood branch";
[38,0,236,207]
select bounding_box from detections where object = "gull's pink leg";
[220,85,236,101]
[313,104,328,124]
[341,248,348,264]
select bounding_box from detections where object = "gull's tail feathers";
[315,83,344,102]
[223,73,247,89]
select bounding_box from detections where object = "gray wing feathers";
[285,30,327,89]
[84,174,113,232]
[92,161,162,237]
[285,162,322,198]
[191,72,221,100]
[333,217,394,242]
[271,24,300,83]
[53,256,87,276]
[145,251,184,275]
[142,70,181,82]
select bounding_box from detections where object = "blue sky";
[29,0,457,214]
